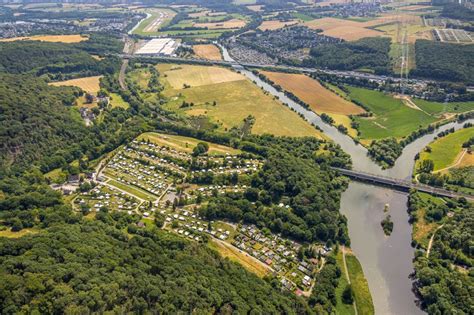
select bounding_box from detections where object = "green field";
[335,250,356,315]
[416,127,473,171]
[109,93,129,109]
[345,253,375,315]
[107,179,156,201]
[413,99,474,116]
[349,87,437,140]
[132,8,176,36]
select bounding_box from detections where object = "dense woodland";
[412,40,474,84]
[306,37,391,74]
[408,193,473,314]
[0,215,310,314]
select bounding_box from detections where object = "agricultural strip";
[0,34,88,43]
[50,76,102,94]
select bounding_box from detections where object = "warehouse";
[135,38,179,55]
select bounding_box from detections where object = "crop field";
[0,34,88,43]
[193,44,222,60]
[49,76,102,94]
[156,64,325,139]
[258,20,299,31]
[416,127,474,172]
[434,29,474,43]
[304,17,382,41]
[157,64,244,89]
[137,132,241,156]
[193,19,246,29]
[348,87,437,140]
[260,71,365,115]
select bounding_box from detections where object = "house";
[68,174,80,184]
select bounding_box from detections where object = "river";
[220,44,473,314]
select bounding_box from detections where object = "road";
[118,54,431,85]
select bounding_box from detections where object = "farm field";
[155,64,325,139]
[260,71,363,137]
[49,75,102,94]
[0,34,88,43]
[193,19,246,29]
[258,20,299,31]
[193,44,223,60]
[348,87,438,140]
[416,127,474,172]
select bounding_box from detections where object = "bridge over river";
[332,167,474,201]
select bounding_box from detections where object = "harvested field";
[49,76,102,94]
[0,34,87,43]
[305,17,382,41]
[193,44,222,60]
[193,19,246,29]
[157,64,325,139]
[188,10,210,18]
[157,64,244,89]
[246,5,263,12]
[260,71,365,115]
[258,20,299,31]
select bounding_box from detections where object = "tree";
[342,284,354,304]
[10,218,23,232]
[192,142,209,156]
[419,159,434,174]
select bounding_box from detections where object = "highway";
[118,53,430,85]
[332,167,474,201]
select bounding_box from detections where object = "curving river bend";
[220,45,473,314]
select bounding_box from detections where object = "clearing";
[208,240,269,278]
[416,127,473,172]
[193,44,223,60]
[0,34,88,43]
[156,64,325,139]
[137,132,241,156]
[49,75,102,94]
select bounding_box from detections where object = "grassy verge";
[335,250,356,315]
[345,252,374,315]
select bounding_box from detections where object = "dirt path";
[426,224,444,258]
[433,149,467,174]
[342,246,358,315]
[119,59,128,91]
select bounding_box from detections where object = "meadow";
[345,252,375,315]
[412,99,474,117]
[155,64,325,139]
[416,127,474,172]
[137,132,241,156]
[348,87,437,140]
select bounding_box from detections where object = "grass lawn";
[109,93,129,109]
[345,252,374,315]
[413,99,474,116]
[107,179,156,201]
[156,64,325,139]
[208,239,269,277]
[335,250,356,315]
[416,127,473,171]
[138,132,241,156]
[348,86,437,140]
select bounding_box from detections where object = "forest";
[0,34,121,80]
[412,40,474,84]
[306,37,391,75]
[0,214,310,314]
[408,193,473,314]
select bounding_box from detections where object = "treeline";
[408,192,473,314]
[0,214,311,314]
[412,40,474,84]
[0,35,121,80]
[305,37,391,75]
